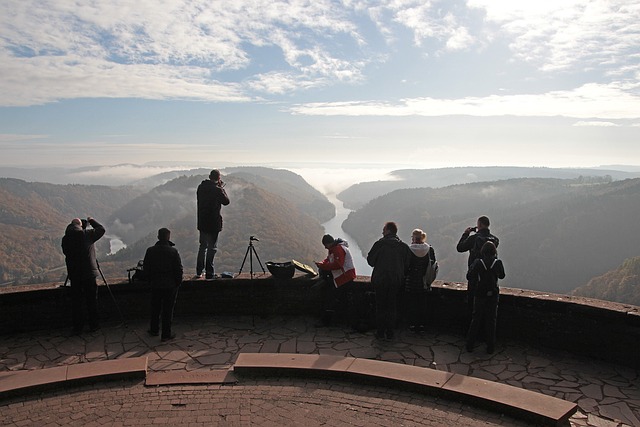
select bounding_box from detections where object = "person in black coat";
[367,221,411,340]
[456,215,499,319]
[465,241,505,354]
[61,217,106,334]
[404,228,437,331]
[144,228,183,341]
[196,169,230,279]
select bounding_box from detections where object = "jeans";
[196,231,219,277]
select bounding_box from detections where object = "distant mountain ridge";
[338,166,640,209]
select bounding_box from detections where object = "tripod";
[96,260,127,326]
[238,236,265,279]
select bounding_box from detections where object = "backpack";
[422,247,439,290]
[128,260,147,284]
[471,233,499,261]
[476,259,500,296]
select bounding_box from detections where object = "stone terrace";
[1,277,639,426]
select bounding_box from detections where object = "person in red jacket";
[315,234,362,328]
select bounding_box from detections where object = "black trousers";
[320,279,366,327]
[374,280,401,333]
[70,277,99,332]
[466,294,499,350]
[150,286,179,338]
[404,291,429,327]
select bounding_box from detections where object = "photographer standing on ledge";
[196,169,230,279]
[61,216,105,335]
[456,216,499,320]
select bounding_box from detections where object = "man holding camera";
[196,169,230,279]
[456,216,499,319]
[61,216,105,335]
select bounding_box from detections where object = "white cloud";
[468,0,640,75]
[290,82,640,119]
[0,0,366,106]
[573,121,619,127]
[0,134,48,142]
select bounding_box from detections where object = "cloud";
[290,82,640,119]
[468,0,640,76]
[0,0,368,106]
[0,134,48,142]
[573,121,619,127]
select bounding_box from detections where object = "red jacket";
[317,240,356,287]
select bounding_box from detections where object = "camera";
[468,226,477,232]
[250,235,259,241]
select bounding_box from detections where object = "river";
[321,194,372,276]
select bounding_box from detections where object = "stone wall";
[1,275,638,368]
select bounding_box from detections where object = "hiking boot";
[147,329,159,337]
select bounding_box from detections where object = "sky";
[1,0,639,170]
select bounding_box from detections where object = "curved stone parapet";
[0,276,638,368]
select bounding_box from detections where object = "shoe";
[205,273,214,280]
[385,329,394,340]
[375,330,385,340]
[486,345,495,354]
[69,328,82,336]
[161,333,176,342]
[147,329,159,337]
[408,325,418,332]
[192,273,204,279]
[88,325,100,333]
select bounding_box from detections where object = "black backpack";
[471,233,499,261]
[476,259,500,296]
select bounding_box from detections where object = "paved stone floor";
[1,315,639,426]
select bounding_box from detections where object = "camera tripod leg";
[239,244,252,275]
[251,246,266,273]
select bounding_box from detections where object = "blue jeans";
[196,231,219,277]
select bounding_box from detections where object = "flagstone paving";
[1,315,638,426]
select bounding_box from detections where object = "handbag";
[423,259,438,290]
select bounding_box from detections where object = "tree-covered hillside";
[0,167,331,285]
[572,257,640,306]
[104,175,326,278]
[0,178,141,284]
[343,177,640,297]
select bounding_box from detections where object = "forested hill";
[0,167,331,285]
[338,166,640,209]
[104,174,327,278]
[572,257,640,306]
[342,177,640,298]
[0,178,141,284]
[223,167,335,223]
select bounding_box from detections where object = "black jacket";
[197,179,230,232]
[456,228,499,267]
[405,244,436,293]
[367,234,411,286]
[466,257,505,297]
[61,218,106,282]
[143,240,183,289]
